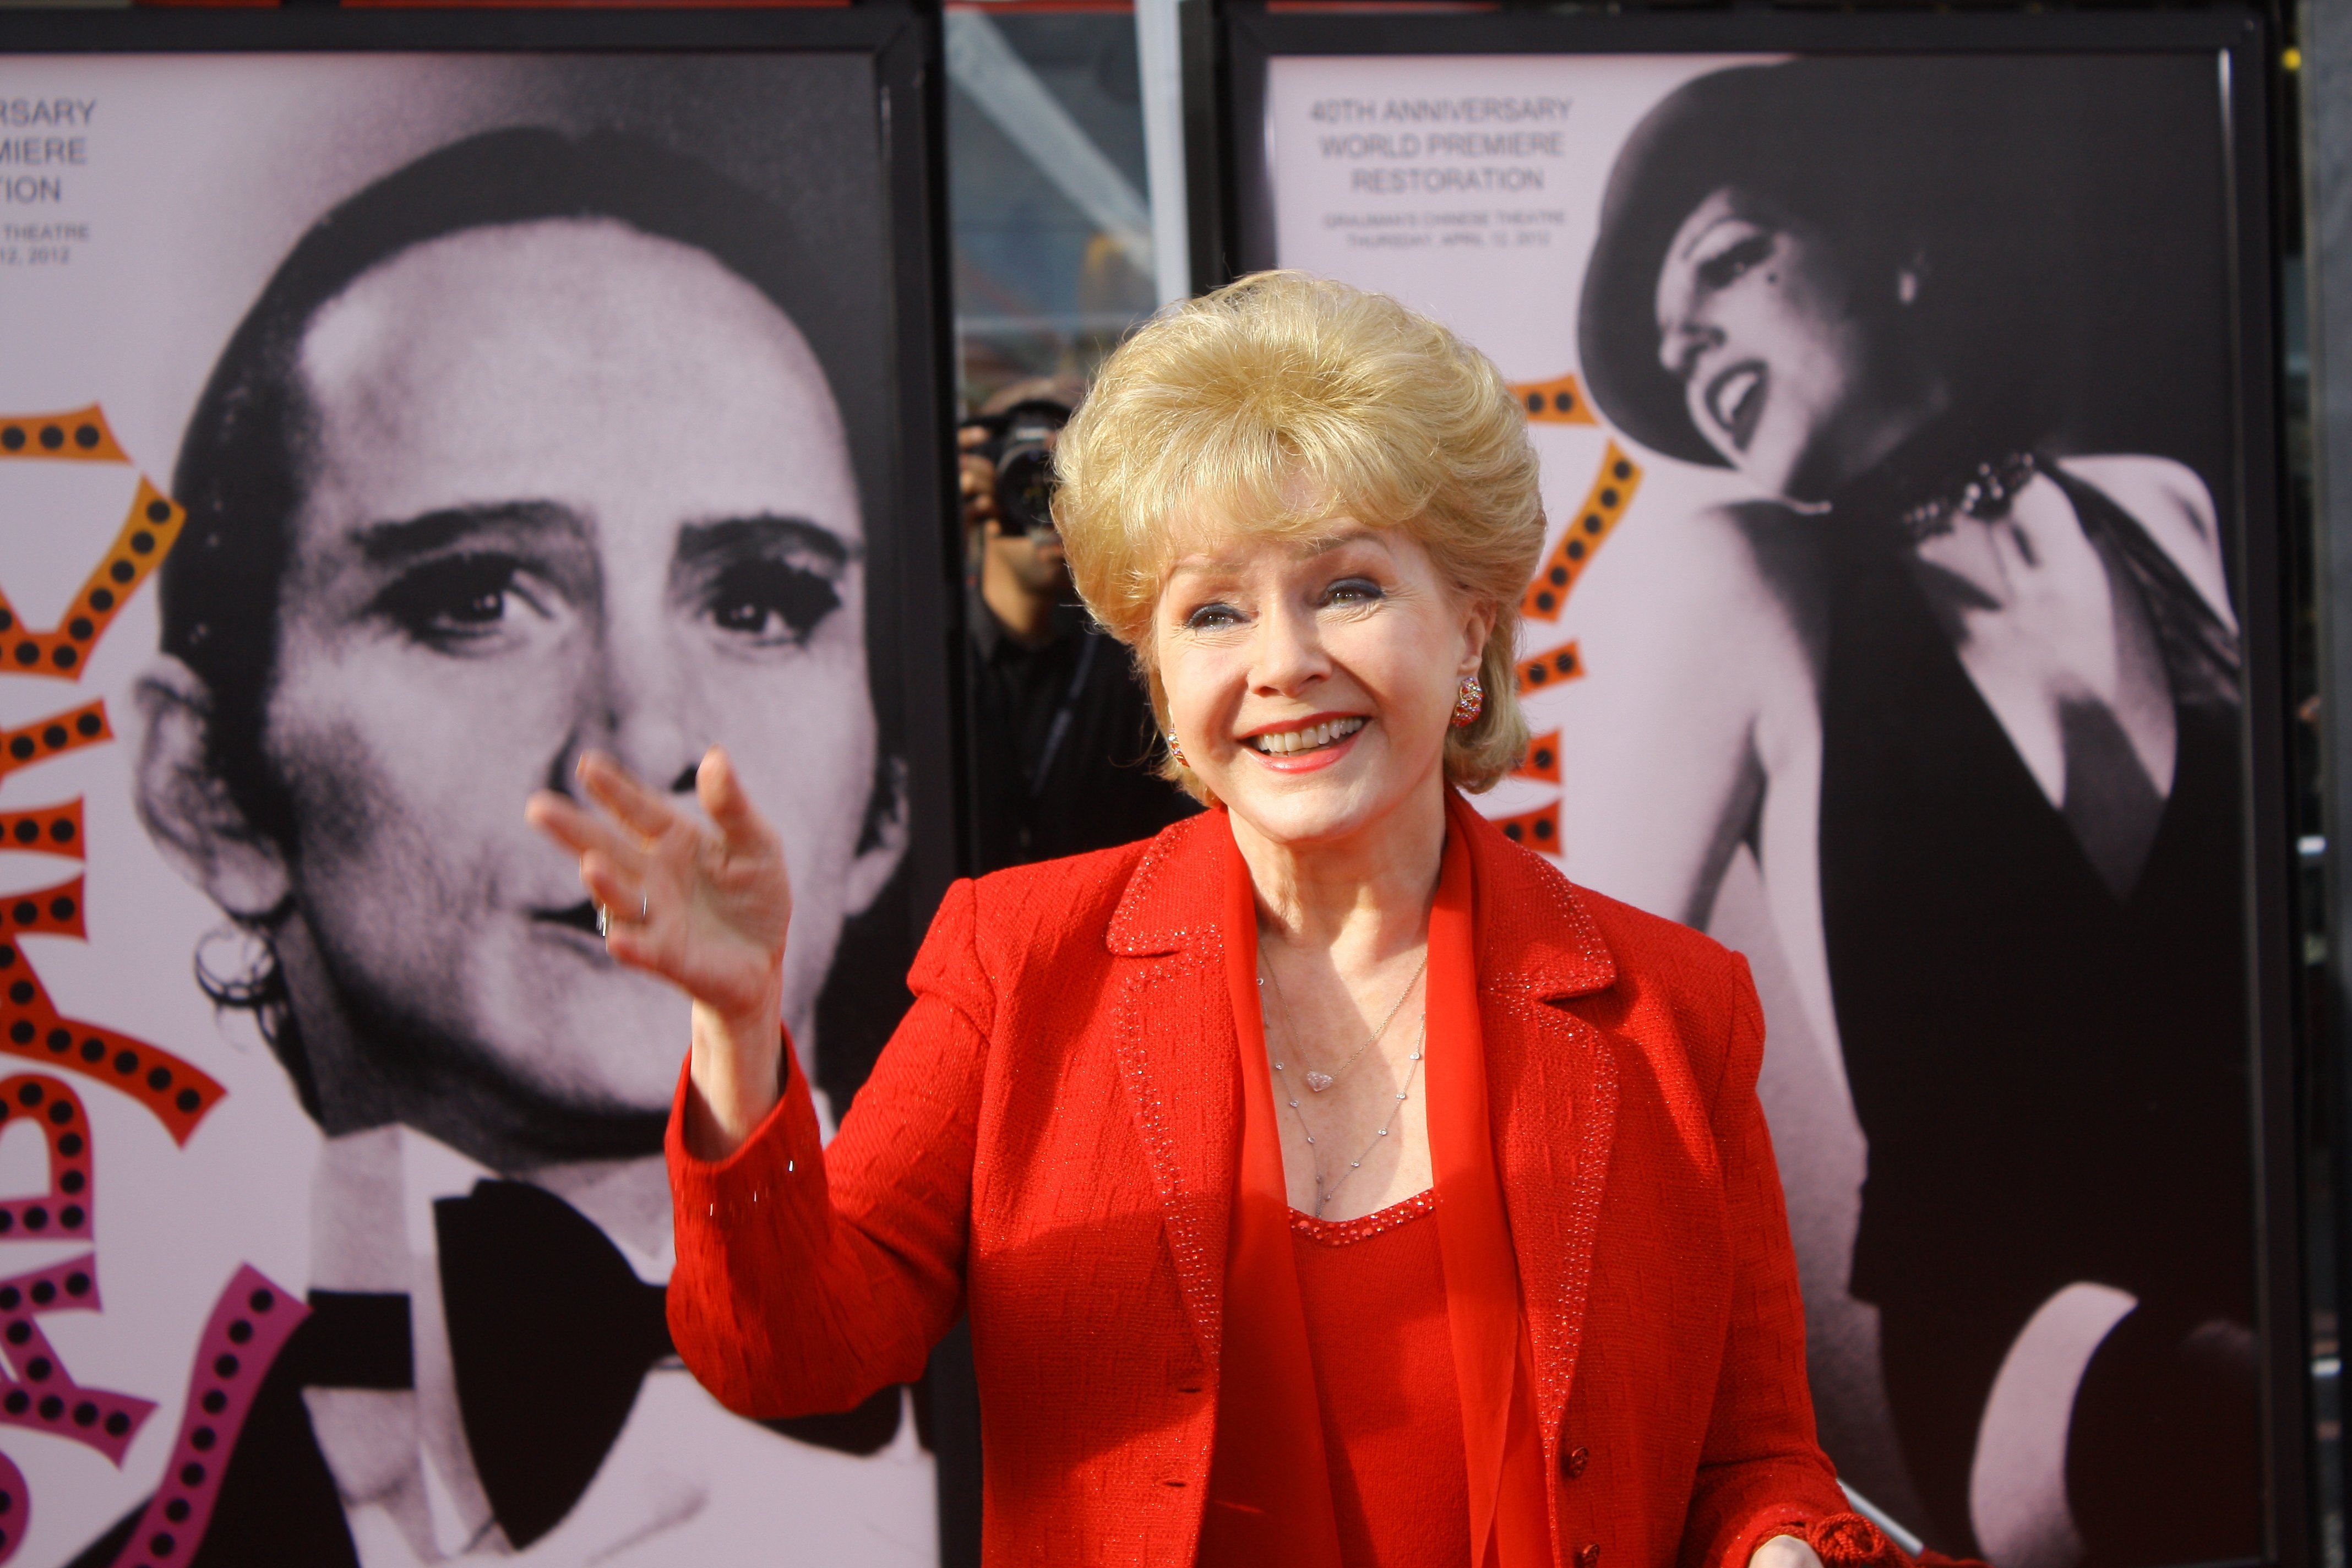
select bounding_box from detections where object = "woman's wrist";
[685,977,787,1159]
[1750,1534,1827,1568]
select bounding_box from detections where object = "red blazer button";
[1577,1545,1602,1568]
[1561,1445,1589,1478]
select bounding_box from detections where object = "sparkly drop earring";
[1451,674,1484,728]
[1166,731,1188,767]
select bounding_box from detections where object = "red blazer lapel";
[1106,814,1241,1371]
[1461,805,1622,1443]
[1099,804,1624,1419]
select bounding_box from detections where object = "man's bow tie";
[297,1178,908,1550]
[435,1178,676,1548]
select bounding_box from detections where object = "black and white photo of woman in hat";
[1559,53,2257,1568]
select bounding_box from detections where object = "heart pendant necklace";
[1261,951,1428,1093]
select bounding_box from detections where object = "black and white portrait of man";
[0,51,949,1568]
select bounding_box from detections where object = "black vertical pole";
[2308,0,2352,1554]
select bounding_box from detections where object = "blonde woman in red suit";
[529,273,1914,1568]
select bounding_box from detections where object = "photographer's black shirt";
[967,585,1197,874]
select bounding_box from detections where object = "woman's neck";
[1790,372,1953,504]
[1231,776,1449,958]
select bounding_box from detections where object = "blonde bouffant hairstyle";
[1053,271,1545,803]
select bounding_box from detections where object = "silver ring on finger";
[596,904,611,938]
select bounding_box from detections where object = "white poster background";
[1267,50,1918,1527]
[0,55,934,1568]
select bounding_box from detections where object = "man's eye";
[709,560,843,643]
[1697,233,1773,291]
[372,556,531,643]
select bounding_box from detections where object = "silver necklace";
[1260,951,1427,1092]
[1259,972,1427,1215]
[1893,451,2038,543]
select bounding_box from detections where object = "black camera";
[963,398,1070,537]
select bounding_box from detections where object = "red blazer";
[667,806,1855,1567]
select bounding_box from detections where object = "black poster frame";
[0,4,971,1563]
[1188,6,2304,1566]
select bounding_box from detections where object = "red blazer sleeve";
[1680,955,1852,1568]
[665,878,995,1417]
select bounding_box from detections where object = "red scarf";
[1201,792,1551,1566]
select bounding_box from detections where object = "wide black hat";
[1576,58,1950,467]
[1580,48,2251,480]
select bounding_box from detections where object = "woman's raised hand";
[525,747,793,1153]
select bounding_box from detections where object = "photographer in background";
[960,380,1194,872]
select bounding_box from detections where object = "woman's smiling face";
[1653,186,1892,500]
[1150,513,1490,850]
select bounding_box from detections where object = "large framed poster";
[0,8,961,1565]
[1196,8,2301,1568]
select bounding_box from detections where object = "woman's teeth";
[1251,717,1366,755]
[1708,364,1763,438]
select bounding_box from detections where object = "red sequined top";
[1292,1190,1472,1568]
